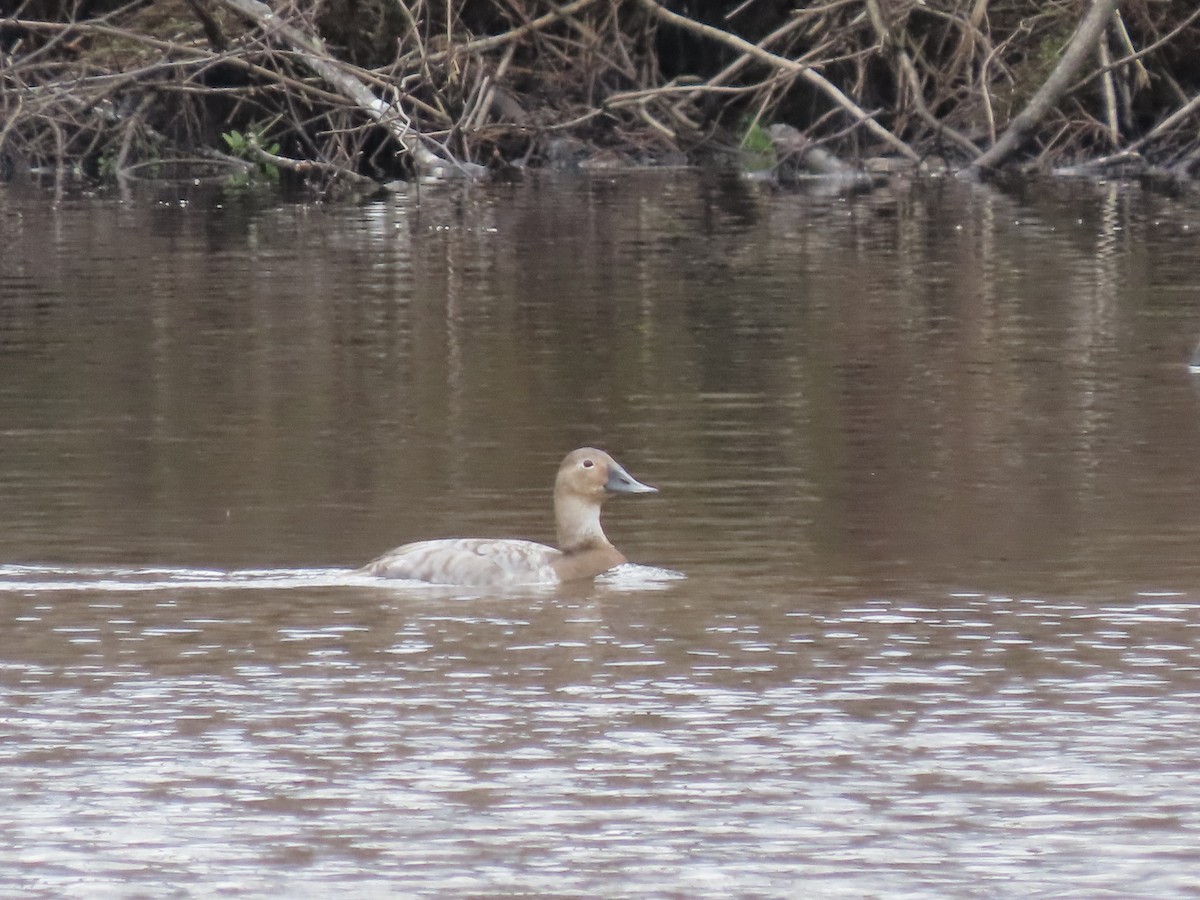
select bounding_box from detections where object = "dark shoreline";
[4,1,1199,196]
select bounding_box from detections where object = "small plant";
[97,152,119,182]
[738,118,777,172]
[221,124,281,184]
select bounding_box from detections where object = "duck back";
[363,538,562,586]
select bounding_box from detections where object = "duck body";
[363,448,656,587]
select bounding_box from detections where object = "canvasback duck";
[362,448,657,586]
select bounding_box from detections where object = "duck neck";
[555,493,611,554]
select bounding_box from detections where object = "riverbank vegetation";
[3,0,1200,192]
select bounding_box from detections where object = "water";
[2,172,1200,896]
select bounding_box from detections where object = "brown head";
[553,447,657,554]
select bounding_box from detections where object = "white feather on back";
[363,538,562,586]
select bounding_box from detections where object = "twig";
[669,5,810,114]
[639,107,676,141]
[114,94,152,173]
[427,0,599,61]
[245,135,380,188]
[609,74,796,108]
[468,43,516,131]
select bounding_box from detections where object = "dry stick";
[1118,91,1200,160]
[965,0,1120,173]
[607,5,640,82]
[1097,6,1200,84]
[391,0,443,120]
[469,43,516,131]
[1059,2,1200,135]
[609,73,798,108]
[639,107,676,140]
[976,35,1012,145]
[356,66,450,125]
[943,0,990,85]
[114,95,152,173]
[0,95,25,158]
[544,107,604,132]
[216,0,465,176]
[636,0,920,161]
[50,117,65,199]
[669,13,817,117]
[1097,39,1119,146]
[1110,9,1150,90]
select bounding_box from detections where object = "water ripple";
[1,584,1199,896]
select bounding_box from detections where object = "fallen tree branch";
[965,0,1120,174]
[1098,38,1119,146]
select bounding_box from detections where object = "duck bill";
[605,462,658,494]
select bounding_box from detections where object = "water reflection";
[3,174,1200,894]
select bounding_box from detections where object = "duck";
[362,448,658,586]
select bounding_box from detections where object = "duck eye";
[582,459,595,468]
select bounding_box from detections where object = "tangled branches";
[3,0,1200,190]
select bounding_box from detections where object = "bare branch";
[966,0,1121,173]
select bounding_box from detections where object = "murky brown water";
[3,172,1200,896]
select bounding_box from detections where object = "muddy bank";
[3,1,1200,194]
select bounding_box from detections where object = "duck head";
[554,448,656,552]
